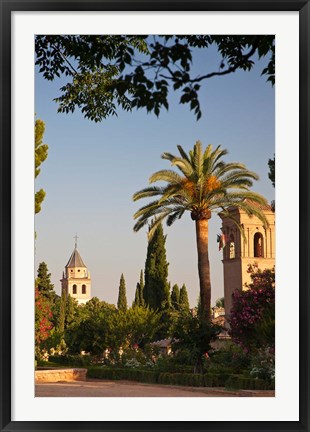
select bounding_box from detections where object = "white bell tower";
[61,236,92,304]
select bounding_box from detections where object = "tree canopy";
[36,261,55,300]
[268,156,275,187]
[35,35,274,122]
[35,118,48,213]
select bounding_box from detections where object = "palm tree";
[133,141,269,320]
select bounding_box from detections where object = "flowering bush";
[245,263,275,291]
[229,263,275,352]
[249,347,275,380]
[124,358,142,369]
[35,287,53,356]
[115,346,157,369]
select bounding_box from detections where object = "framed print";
[1,0,309,431]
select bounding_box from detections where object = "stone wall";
[35,368,87,383]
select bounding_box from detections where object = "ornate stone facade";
[219,203,275,316]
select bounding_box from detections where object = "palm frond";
[215,162,247,178]
[217,209,247,241]
[161,150,193,178]
[216,193,269,228]
[203,145,225,175]
[220,169,259,183]
[134,206,169,232]
[166,208,186,226]
[149,170,183,184]
[212,161,226,172]
[220,177,254,190]
[193,140,204,178]
[161,151,177,162]
[133,199,162,219]
[133,218,150,232]
[147,210,174,239]
[225,191,268,205]
[132,186,164,201]
[177,145,191,163]
[171,158,194,178]
[210,146,228,169]
[238,203,269,228]
[158,184,186,204]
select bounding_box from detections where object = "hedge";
[48,354,92,367]
[225,374,274,390]
[87,367,275,390]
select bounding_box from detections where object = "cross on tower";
[74,234,79,249]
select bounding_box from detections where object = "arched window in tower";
[229,234,235,259]
[72,284,77,294]
[82,284,86,294]
[254,232,264,257]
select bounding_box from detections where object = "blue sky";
[35,40,275,308]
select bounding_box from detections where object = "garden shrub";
[207,345,251,375]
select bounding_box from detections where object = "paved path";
[36,379,275,397]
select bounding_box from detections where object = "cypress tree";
[180,284,190,311]
[139,269,145,306]
[36,262,55,300]
[133,283,141,307]
[133,270,145,308]
[144,223,169,310]
[171,284,180,310]
[117,273,128,311]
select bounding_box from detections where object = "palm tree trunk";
[195,219,211,321]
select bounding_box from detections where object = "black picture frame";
[1,1,309,431]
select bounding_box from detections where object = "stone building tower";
[61,240,91,305]
[219,201,275,316]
